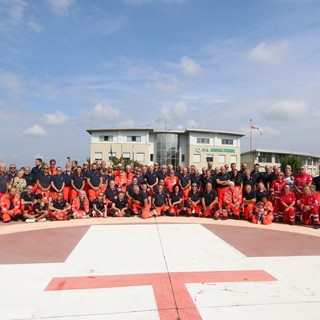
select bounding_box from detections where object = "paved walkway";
[1,217,320,319]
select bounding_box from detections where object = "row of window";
[95,151,237,165]
[197,138,234,145]
[95,152,146,162]
[100,135,234,145]
[258,152,314,165]
[99,135,142,142]
[193,154,237,164]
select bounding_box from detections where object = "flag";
[120,144,123,161]
[251,125,262,135]
[109,145,113,160]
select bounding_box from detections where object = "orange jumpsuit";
[223,186,242,217]
[0,193,21,222]
[72,198,90,219]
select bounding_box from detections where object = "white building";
[241,148,320,175]
[87,128,245,169]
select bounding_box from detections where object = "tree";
[110,157,143,170]
[280,155,302,174]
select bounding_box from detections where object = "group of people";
[0,159,319,229]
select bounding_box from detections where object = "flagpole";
[250,118,253,163]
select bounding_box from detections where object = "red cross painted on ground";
[46,270,277,320]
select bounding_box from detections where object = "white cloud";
[264,100,309,120]
[247,41,289,65]
[47,0,74,14]
[117,119,135,128]
[0,71,23,95]
[179,56,203,76]
[187,119,198,128]
[172,101,187,117]
[41,111,69,125]
[27,21,42,32]
[2,0,27,23]
[153,77,182,94]
[126,0,185,4]
[88,104,120,122]
[23,124,47,137]
[160,101,188,128]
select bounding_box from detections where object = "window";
[150,154,154,162]
[136,152,145,161]
[222,139,233,145]
[230,155,237,164]
[218,155,226,163]
[181,154,185,162]
[258,152,272,163]
[94,152,102,160]
[197,138,210,144]
[156,133,180,168]
[206,154,213,162]
[127,136,141,142]
[99,135,113,142]
[193,154,201,163]
[123,152,130,160]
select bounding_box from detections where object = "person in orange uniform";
[179,167,191,202]
[50,167,65,200]
[294,166,312,200]
[280,184,297,225]
[186,183,202,216]
[216,166,230,208]
[0,187,22,222]
[86,163,103,203]
[63,163,73,202]
[115,167,127,193]
[49,159,57,176]
[71,166,86,201]
[242,184,256,221]
[125,164,134,186]
[36,165,51,203]
[131,185,152,219]
[270,172,286,221]
[223,181,242,219]
[49,192,71,221]
[164,169,179,193]
[168,184,184,216]
[71,190,90,219]
[297,186,319,229]
[152,184,168,216]
[201,182,220,218]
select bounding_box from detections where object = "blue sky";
[0,0,320,167]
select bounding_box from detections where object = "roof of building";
[87,127,245,137]
[241,148,320,159]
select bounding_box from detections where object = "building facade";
[87,128,245,169]
[241,149,320,176]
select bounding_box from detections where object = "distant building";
[241,148,320,175]
[86,128,245,169]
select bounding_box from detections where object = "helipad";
[1,217,320,320]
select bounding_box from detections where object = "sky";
[0,0,320,167]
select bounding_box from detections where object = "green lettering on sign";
[195,147,235,153]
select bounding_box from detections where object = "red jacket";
[0,193,21,213]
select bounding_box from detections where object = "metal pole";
[250,119,253,165]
